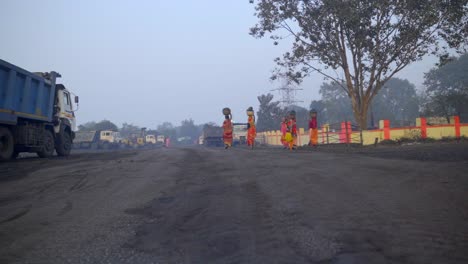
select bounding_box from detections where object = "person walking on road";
[246,107,256,149]
[280,117,289,149]
[222,108,233,149]
[309,109,318,147]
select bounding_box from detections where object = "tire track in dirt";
[2,146,466,263]
[123,148,252,263]
[0,204,32,224]
[58,201,73,216]
[124,147,331,263]
[0,151,139,228]
[0,149,170,264]
[231,148,342,263]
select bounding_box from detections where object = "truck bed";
[0,59,56,125]
[203,126,223,147]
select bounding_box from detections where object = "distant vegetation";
[78,120,118,132]
[420,54,468,122]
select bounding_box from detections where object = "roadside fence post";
[321,125,325,144]
[345,121,349,147]
[453,116,461,139]
[360,129,364,146]
[326,125,330,144]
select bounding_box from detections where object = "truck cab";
[56,85,77,133]
[98,130,123,149]
[40,74,78,157]
[112,132,123,143]
[100,130,115,143]
[146,135,156,144]
[157,135,165,144]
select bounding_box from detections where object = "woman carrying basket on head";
[309,109,319,147]
[246,107,256,149]
[280,116,289,149]
[287,110,298,150]
[222,108,233,149]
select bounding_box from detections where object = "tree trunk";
[351,99,369,130]
[348,81,370,130]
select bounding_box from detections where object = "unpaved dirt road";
[1,146,467,263]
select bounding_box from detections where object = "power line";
[271,81,304,107]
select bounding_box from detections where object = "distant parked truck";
[202,125,223,147]
[145,134,156,145]
[73,130,120,150]
[157,135,165,144]
[0,59,78,160]
[100,130,125,149]
[73,131,99,149]
[233,123,248,146]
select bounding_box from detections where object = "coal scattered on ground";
[297,142,468,162]
[1,146,467,263]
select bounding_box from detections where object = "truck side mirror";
[75,96,79,104]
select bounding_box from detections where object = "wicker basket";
[222,107,231,116]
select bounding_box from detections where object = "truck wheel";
[0,127,14,161]
[11,150,19,159]
[37,130,55,158]
[56,131,72,156]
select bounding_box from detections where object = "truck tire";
[0,127,14,161]
[11,150,19,159]
[56,130,72,156]
[37,130,55,158]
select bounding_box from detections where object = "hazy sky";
[0,0,438,128]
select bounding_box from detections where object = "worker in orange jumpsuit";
[246,107,256,149]
[223,114,233,149]
[287,111,297,150]
[309,109,318,147]
[280,117,289,149]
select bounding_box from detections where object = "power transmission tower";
[271,81,303,108]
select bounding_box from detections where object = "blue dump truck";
[0,59,78,160]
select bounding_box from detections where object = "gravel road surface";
[1,146,467,263]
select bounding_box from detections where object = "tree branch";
[302,61,349,95]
